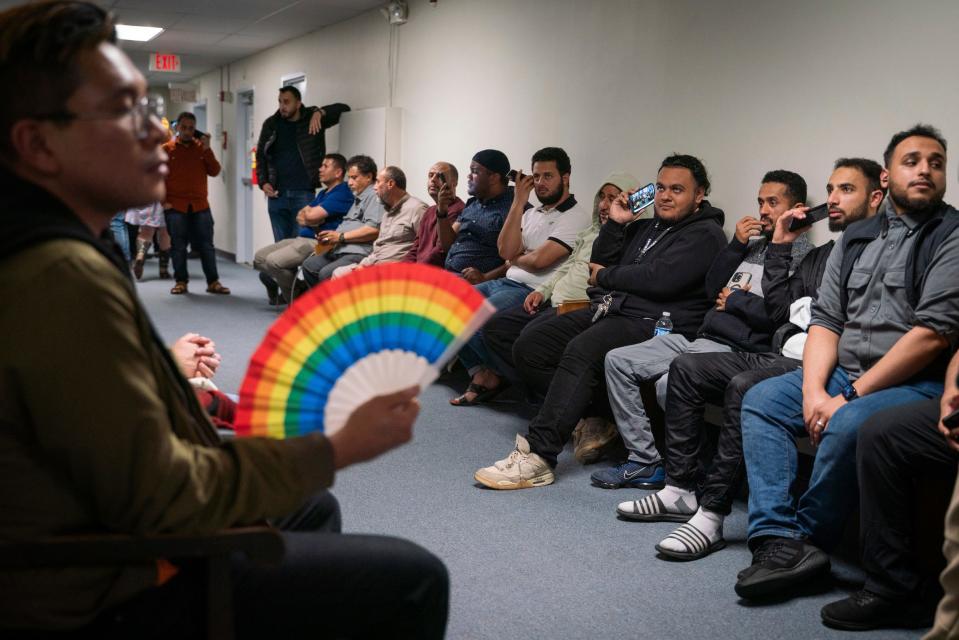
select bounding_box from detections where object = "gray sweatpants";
[605,334,731,464]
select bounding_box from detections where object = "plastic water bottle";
[654,312,673,337]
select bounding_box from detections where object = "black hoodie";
[588,201,726,338]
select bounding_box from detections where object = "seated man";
[440,149,515,283]
[736,125,959,601]
[403,161,465,266]
[820,348,959,631]
[331,165,427,278]
[451,146,591,405]
[474,154,727,489]
[300,154,383,287]
[0,5,448,636]
[591,169,813,494]
[253,153,353,303]
[613,158,884,560]
[482,172,639,461]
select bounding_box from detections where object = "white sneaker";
[474,435,555,490]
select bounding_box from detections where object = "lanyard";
[635,221,670,263]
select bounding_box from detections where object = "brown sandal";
[206,281,231,295]
[170,281,188,295]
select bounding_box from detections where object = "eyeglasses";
[35,95,166,140]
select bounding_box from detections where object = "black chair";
[0,526,284,640]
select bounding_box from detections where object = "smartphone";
[944,406,959,430]
[507,169,519,182]
[437,172,447,185]
[627,183,656,215]
[729,272,752,289]
[194,129,207,139]
[788,202,829,232]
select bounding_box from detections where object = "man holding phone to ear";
[736,124,959,604]
[403,161,465,266]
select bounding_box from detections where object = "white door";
[235,90,255,264]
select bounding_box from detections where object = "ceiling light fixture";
[116,24,164,42]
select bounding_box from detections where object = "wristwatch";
[841,383,859,402]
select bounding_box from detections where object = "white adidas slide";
[616,493,695,523]
[655,522,726,561]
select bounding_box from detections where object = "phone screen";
[788,203,829,232]
[628,183,656,215]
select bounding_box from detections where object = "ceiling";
[0,0,384,84]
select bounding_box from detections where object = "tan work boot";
[474,435,554,490]
[132,239,149,280]
[573,417,618,465]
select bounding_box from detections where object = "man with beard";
[256,86,349,242]
[612,158,884,562]
[735,125,959,603]
[473,155,727,488]
[450,147,590,406]
[589,170,812,491]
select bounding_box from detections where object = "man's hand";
[316,230,339,245]
[461,267,485,284]
[513,170,534,204]
[327,387,420,469]
[773,206,807,244]
[308,109,324,135]
[262,183,278,198]
[296,206,310,226]
[436,183,453,215]
[803,388,846,446]
[197,133,211,150]
[524,291,545,314]
[939,390,959,452]
[171,333,221,379]
[608,192,637,225]
[587,262,605,286]
[715,286,749,311]
[734,216,764,244]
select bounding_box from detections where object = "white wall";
[171,0,959,257]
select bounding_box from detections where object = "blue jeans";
[110,212,130,262]
[458,278,533,375]
[165,209,219,284]
[267,189,315,242]
[741,366,943,549]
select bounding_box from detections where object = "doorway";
[235,89,255,264]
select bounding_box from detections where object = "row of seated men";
[254,122,959,632]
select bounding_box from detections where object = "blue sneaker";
[590,461,665,489]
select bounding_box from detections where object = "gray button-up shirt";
[334,184,385,258]
[810,199,959,379]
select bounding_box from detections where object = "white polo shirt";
[506,195,591,288]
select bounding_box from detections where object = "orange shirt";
[163,137,221,213]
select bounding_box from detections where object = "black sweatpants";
[84,492,450,639]
[664,350,800,514]
[483,302,557,381]
[858,399,957,600]
[515,308,654,466]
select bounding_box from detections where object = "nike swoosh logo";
[623,468,648,479]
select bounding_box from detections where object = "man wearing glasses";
[0,2,448,637]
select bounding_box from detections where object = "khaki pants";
[253,237,315,296]
[927,474,959,639]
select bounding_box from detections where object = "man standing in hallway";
[256,86,350,242]
[164,111,229,295]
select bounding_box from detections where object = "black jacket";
[762,239,835,353]
[255,103,350,190]
[589,201,726,338]
[697,237,776,352]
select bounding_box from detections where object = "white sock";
[658,507,724,553]
[656,484,698,514]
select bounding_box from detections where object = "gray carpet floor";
[138,257,925,639]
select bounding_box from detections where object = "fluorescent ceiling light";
[116,24,164,42]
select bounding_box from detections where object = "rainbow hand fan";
[234,263,495,438]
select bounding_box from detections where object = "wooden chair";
[0,526,284,640]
